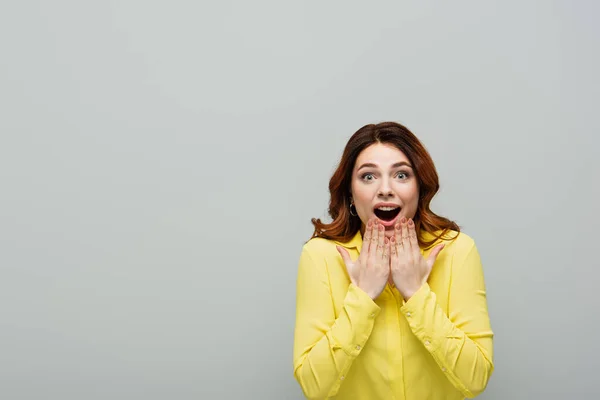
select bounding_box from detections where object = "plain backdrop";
[1,1,599,399]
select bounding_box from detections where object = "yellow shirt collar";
[333,230,363,253]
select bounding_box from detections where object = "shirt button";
[425,340,431,346]
[406,312,411,317]
[340,376,345,380]
[356,345,361,350]
[370,313,375,318]
[442,367,447,372]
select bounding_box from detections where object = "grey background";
[1,1,598,399]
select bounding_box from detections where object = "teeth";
[377,206,398,211]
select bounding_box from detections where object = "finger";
[408,219,420,259]
[360,218,373,262]
[390,236,397,260]
[383,237,390,263]
[394,221,403,255]
[427,243,445,266]
[401,217,412,263]
[401,217,410,247]
[389,236,398,276]
[366,218,378,260]
[337,245,358,285]
[383,238,392,268]
[336,245,352,266]
[376,222,385,260]
[366,219,378,265]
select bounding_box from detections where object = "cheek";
[352,187,373,208]
[354,197,375,222]
[356,201,372,216]
[409,191,419,207]
[398,185,419,212]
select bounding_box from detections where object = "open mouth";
[374,206,401,222]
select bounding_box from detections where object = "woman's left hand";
[390,217,445,301]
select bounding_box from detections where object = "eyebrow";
[357,162,413,171]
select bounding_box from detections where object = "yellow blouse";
[293,229,494,399]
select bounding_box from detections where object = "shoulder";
[296,237,342,279]
[445,230,476,250]
[426,229,478,257]
[301,236,340,259]
[439,230,486,275]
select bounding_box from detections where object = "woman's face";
[350,142,419,239]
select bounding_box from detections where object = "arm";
[400,242,494,398]
[292,246,381,400]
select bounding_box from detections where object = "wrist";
[367,290,379,301]
[354,284,378,301]
[400,287,418,302]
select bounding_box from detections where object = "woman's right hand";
[336,218,390,300]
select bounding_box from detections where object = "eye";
[396,171,410,179]
[361,173,375,181]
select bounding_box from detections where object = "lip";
[376,213,401,228]
[373,203,402,228]
[373,202,401,209]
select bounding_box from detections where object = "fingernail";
[401,217,406,223]
[395,223,401,230]
[408,219,414,226]
[368,220,372,227]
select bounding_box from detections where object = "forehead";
[354,143,410,169]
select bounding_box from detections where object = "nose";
[378,179,393,197]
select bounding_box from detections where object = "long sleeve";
[293,246,381,400]
[399,242,494,398]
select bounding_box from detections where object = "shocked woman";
[293,121,494,399]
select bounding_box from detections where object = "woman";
[293,122,494,399]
